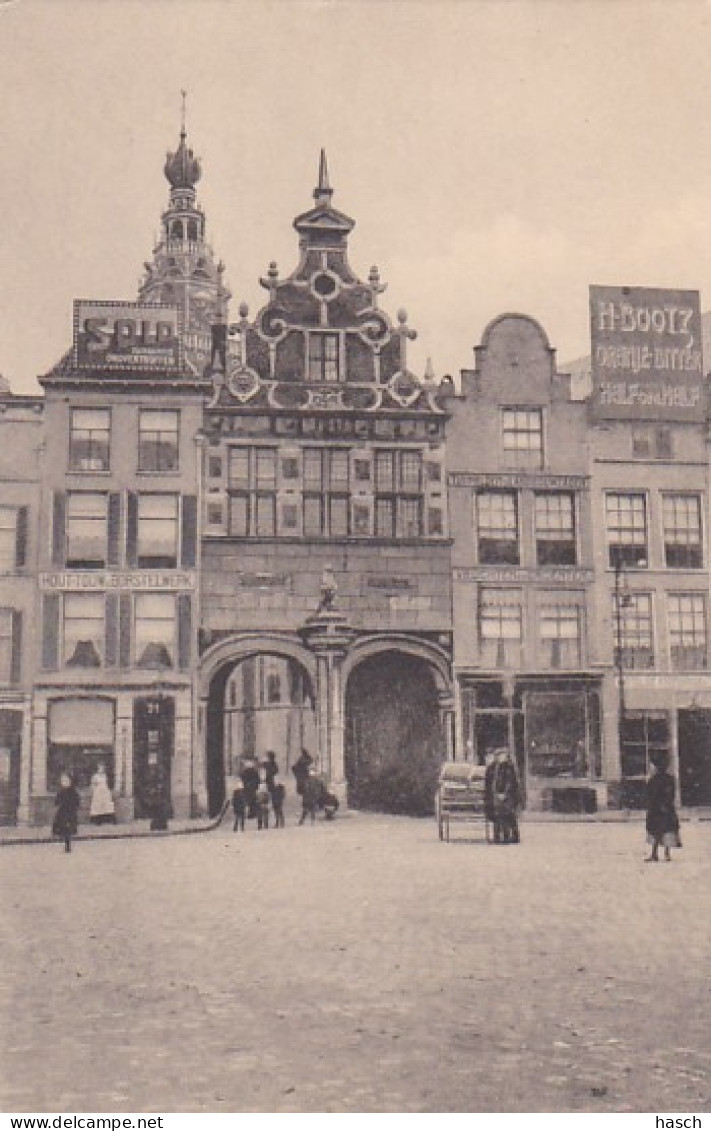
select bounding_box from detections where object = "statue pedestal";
[299,608,355,803]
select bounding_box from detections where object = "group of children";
[231,749,340,831]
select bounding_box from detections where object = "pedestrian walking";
[298,767,321,825]
[645,751,681,862]
[292,748,313,798]
[256,782,271,830]
[483,751,497,840]
[263,750,279,795]
[52,772,81,853]
[240,757,260,820]
[232,782,246,832]
[89,761,116,825]
[271,780,285,827]
[491,748,521,844]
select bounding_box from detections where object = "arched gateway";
[199,631,453,817]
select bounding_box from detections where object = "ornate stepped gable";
[209,151,444,417]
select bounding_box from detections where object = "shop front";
[459,675,603,810]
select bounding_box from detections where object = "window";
[0,611,13,682]
[69,409,110,472]
[63,593,104,668]
[606,493,648,568]
[663,494,702,569]
[614,591,654,669]
[479,589,523,667]
[227,447,278,537]
[137,495,178,567]
[632,425,673,460]
[0,508,23,573]
[502,408,543,469]
[308,333,340,382]
[302,449,350,537]
[374,450,424,539]
[426,461,442,484]
[353,503,370,536]
[354,459,371,482]
[134,593,176,668]
[476,491,519,565]
[281,457,299,480]
[620,711,670,780]
[208,455,223,479]
[535,493,576,565]
[138,410,179,472]
[668,593,707,670]
[539,605,581,668]
[428,507,443,537]
[66,493,107,568]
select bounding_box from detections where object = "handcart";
[435,761,490,843]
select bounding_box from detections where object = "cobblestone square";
[1,815,710,1113]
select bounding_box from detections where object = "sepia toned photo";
[0,0,709,1118]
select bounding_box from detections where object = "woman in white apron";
[90,762,116,825]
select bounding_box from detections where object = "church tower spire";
[139,94,230,373]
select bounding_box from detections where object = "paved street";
[1,814,710,1114]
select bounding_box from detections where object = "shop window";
[525,691,589,777]
[501,408,543,470]
[606,492,648,568]
[620,711,670,781]
[0,507,27,573]
[69,408,110,472]
[66,493,108,568]
[476,491,519,565]
[539,605,582,668]
[47,698,115,792]
[134,593,176,669]
[138,410,179,472]
[614,591,654,669]
[668,593,707,670]
[308,332,340,382]
[479,589,522,667]
[63,593,104,668]
[663,494,703,569]
[137,495,178,567]
[535,492,576,566]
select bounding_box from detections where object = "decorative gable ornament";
[227,362,261,403]
[388,369,421,407]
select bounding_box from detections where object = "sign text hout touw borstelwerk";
[73,300,182,371]
[589,285,704,421]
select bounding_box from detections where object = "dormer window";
[308,332,340,382]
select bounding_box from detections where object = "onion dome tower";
[139,94,230,374]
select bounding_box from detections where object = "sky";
[2,0,711,393]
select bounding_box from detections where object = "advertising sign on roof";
[73,301,182,371]
[589,285,704,421]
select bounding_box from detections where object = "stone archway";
[343,637,453,816]
[200,635,317,816]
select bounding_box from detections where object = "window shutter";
[181,495,198,568]
[126,492,138,567]
[177,593,192,670]
[10,611,22,684]
[52,492,66,568]
[15,506,28,569]
[105,593,118,667]
[42,594,60,670]
[107,493,121,567]
[119,593,132,669]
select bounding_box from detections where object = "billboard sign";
[73,301,182,371]
[589,285,704,420]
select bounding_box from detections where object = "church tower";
[139,98,229,374]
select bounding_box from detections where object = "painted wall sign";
[453,566,592,585]
[589,285,704,421]
[237,572,292,589]
[448,472,588,491]
[73,300,182,371]
[40,572,195,591]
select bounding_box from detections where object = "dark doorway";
[678,709,711,806]
[133,697,175,819]
[0,710,22,825]
[345,651,443,815]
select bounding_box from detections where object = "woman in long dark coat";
[52,773,81,853]
[240,758,260,820]
[491,749,521,844]
[646,752,681,862]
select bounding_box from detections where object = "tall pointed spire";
[180,88,187,140]
[313,148,333,206]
